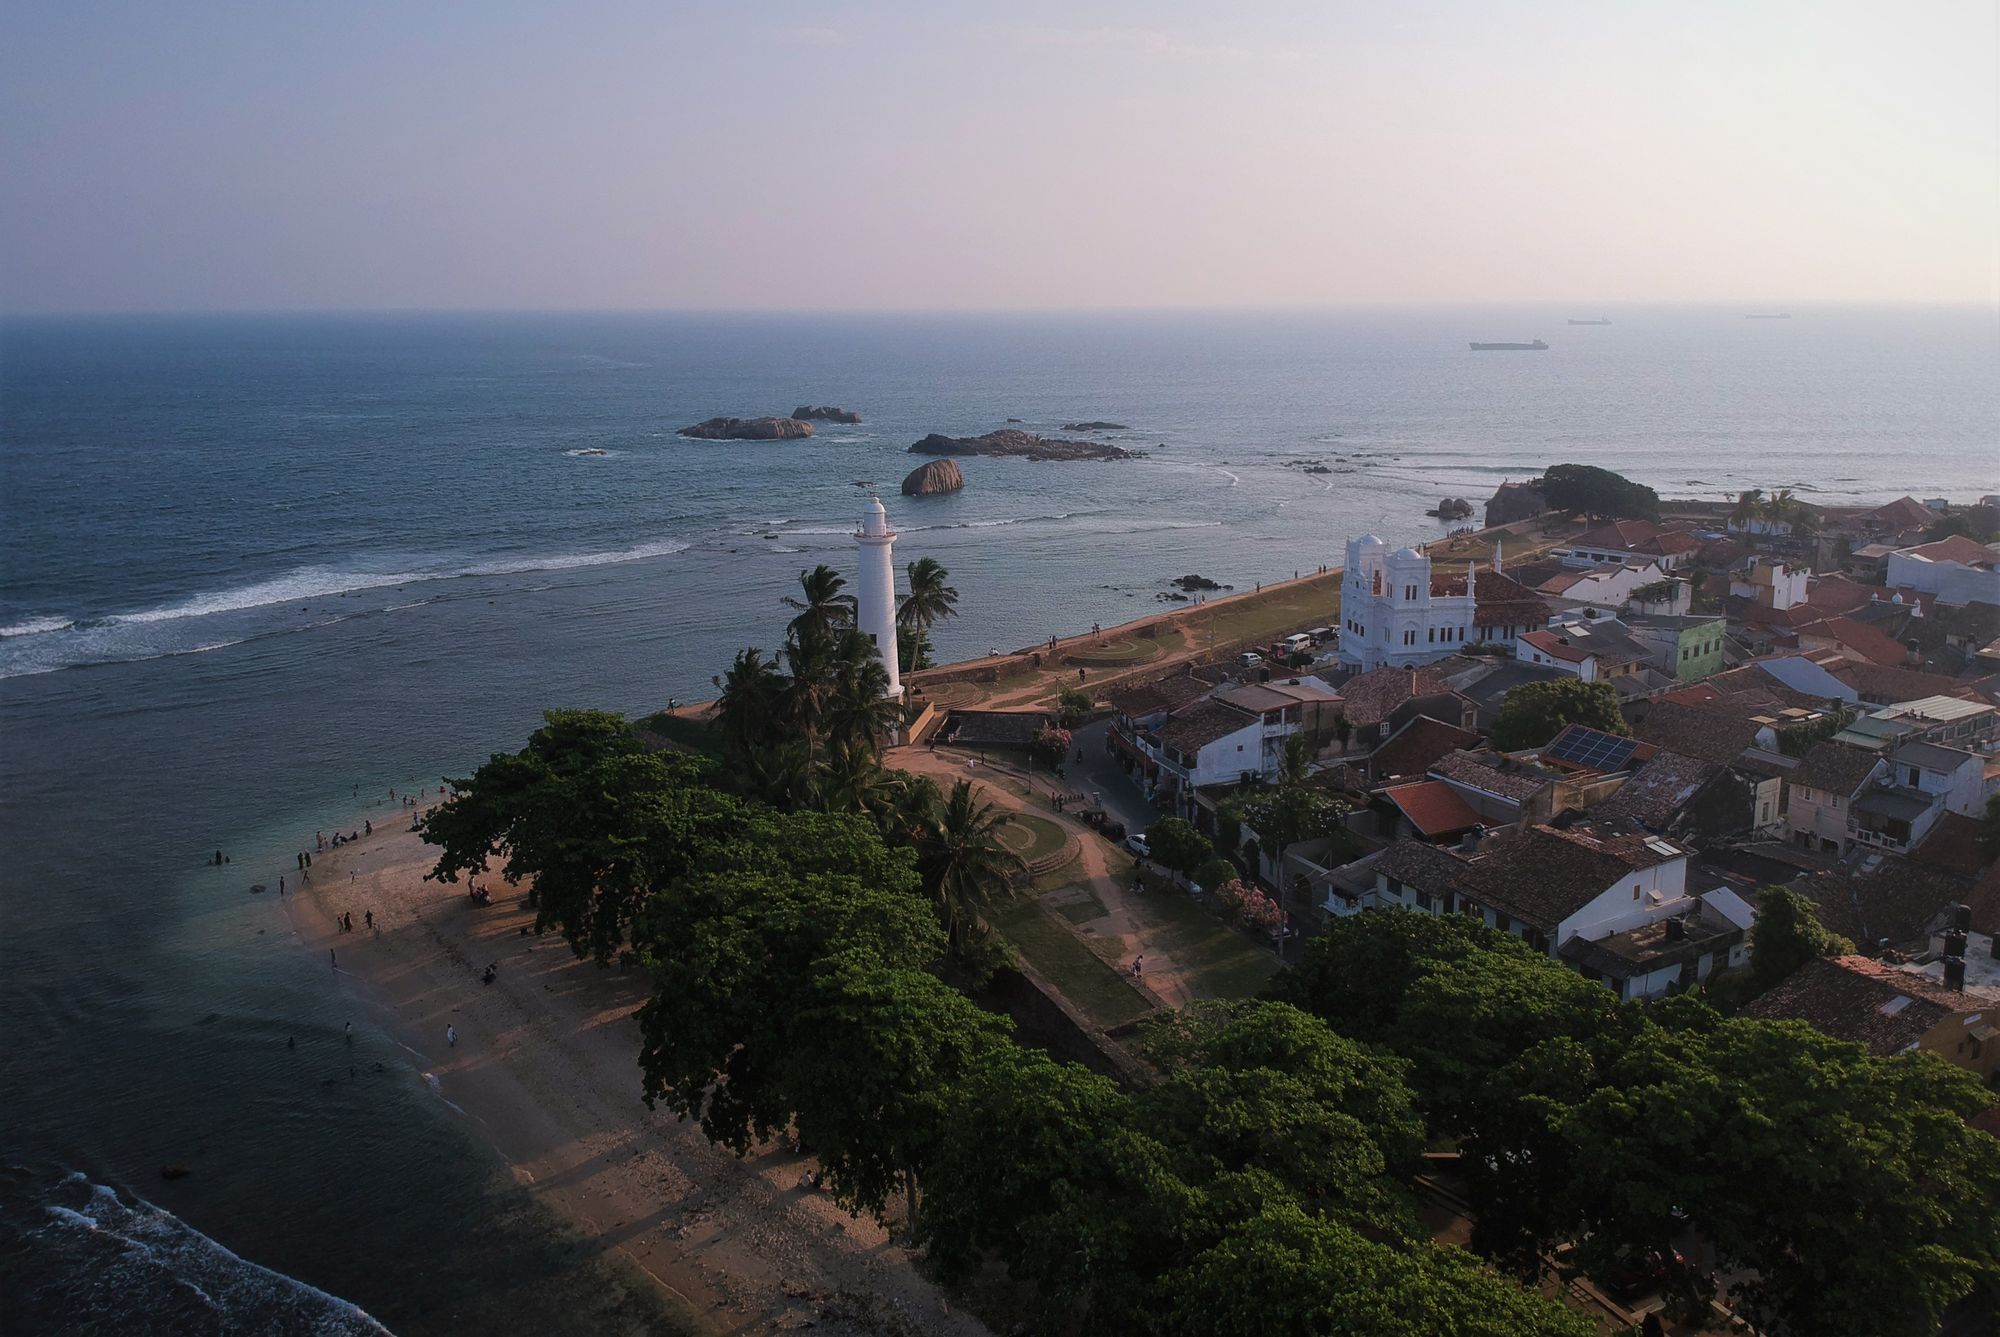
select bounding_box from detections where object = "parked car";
[1237,651,1264,669]
[1125,831,1150,857]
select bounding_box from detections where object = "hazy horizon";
[5,2,1996,314]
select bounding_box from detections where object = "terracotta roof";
[1425,569,1550,630]
[1369,715,1481,781]
[1794,859,1970,948]
[1462,824,1687,932]
[1910,813,1992,880]
[1592,751,1724,830]
[1634,531,1703,557]
[1521,629,1594,663]
[1742,956,1973,1056]
[1902,534,1993,566]
[1571,520,1665,550]
[1659,683,1723,706]
[1429,748,1552,803]
[1826,661,1963,704]
[1156,700,1258,754]
[1790,741,1882,797]
[1630,701,1764,765]
[1538,570,1594,595]
[1379,780,1485,838]
[1867,497,1937,531]
[1107,673,1214,718]
[1374,838,1479,894]
[1798,616,1911,668]
[1339,665,1454,728]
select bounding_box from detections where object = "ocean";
[1,306,1995,1332]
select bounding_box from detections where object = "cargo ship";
[1746,312,1792,319]
[1469,339,1548,351]
[1567,318,1611,326]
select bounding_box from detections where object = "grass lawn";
[1118,882,1283,999]
[1183,577,1339,654]
[993,899,1156,1032]
[995,812,1070,862]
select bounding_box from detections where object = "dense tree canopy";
[1747,884,1855,992]
[1146,816,1214,878]
[1540,463,1660,521]
[1278,910,2000,1335]
[1489,677,1627,751]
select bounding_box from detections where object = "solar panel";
[1544,725,1640,773]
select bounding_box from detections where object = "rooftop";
[1891,740,1979,774]
[1900,534,1995,566]
[1852,787,1937,823]
[1107,673,1214,718]
[1339,664,1456,728]
[1429,748,1554,803]
[1910,813,1992,880]
[1369,715,1482,781]
[1791,741,1883,796]
[1592,750,1724,830]
[1884,694,1993,724]
[1742,956,1977,1056]
[1630,700,1765,765]
[1794,857,1971,949]
[1156,700,1258,754]
[1378,779,1485,839]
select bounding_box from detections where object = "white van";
[1238,651,1264,669]
[1281,633,1312,656]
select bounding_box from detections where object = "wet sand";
[292,813,990,1337]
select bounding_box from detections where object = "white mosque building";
[855,494,904,700]
[1335,535,1479,671]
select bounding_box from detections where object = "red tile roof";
[1340,665,1456,727]
[1742,956,1978,1056]
[1903,534,1993,566]
[1797,616,1910,668]
[1379,779,1484,838]
[1571,520,1664,550]
[1369,715,1482,781]
[1520,629,1593,663]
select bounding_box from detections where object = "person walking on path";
[329,949,336,970]
[279,875,285,895]
[1130,955,1144,978]
[446,1024,457,1047]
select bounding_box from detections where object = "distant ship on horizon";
[1567,318,1611,326]
[1469,339,1548,351]
[1746,312,1793,319]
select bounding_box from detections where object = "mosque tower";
[855,494,904,700]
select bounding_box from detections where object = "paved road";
[1066,718,1164,839]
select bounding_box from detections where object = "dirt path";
[888,746,1200,1010]
[296,814,992,1337]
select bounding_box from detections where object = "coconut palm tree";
[711,646,784,756]
[823,628,901,751]
[739,739,813,809]
[783,564,857,637]
[914,780,1025,951]
[810,736,901,819]
[1730,488,1765,534]
[898,557,959,633]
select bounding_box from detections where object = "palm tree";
[739,740,813,809]
[810,736,900,818]
[783,564,857,637]
[1764,488,1797,534]
[1731,488,1765,536]
[823,628,901,751]
[914,781,1026,951]
[898,557,959,633]
[711,647,784,755]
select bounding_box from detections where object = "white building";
[1337,536,1477,671]
[1885,536,2000,607]
[1887,741,1986,818]
[1730,559,1810,611]
[854,496,903,700]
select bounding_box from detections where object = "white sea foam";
[6,540,695,642]
[32,1174,390,1334]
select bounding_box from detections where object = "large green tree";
[422,709,742,962]
[1489,677,1627,751]
[782,563,857,636]
[911,779,1025,951]
[1540,464,1660,521]
[1147,816,1214,879]
[1747,884,1855,993]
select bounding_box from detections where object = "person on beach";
[364,909,373,930]
[1130,956,1144,977]
[304,851,311,868]
[364,820,371,836]
[446,1024,457,1047]
[330,949,336,970]
[279,875,285,895]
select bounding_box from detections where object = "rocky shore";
[791,405,862,424]
[902,459,966,496]
[908,429,1137,462]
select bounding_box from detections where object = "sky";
[2,1,1995,312]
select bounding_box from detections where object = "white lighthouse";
[855,494,904,700]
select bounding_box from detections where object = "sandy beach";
[291,811,992,1337]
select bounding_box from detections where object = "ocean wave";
[6,541,695,642]
[11,1171,389,1335]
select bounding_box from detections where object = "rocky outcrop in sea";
[791,406,862,423]
[1061,421,1128,431]
[1485,480,1548,526]
[901,459,965,496]
[908,429,1136,462]
[678,417,813,441]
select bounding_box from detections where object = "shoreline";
[289,806,991,1337]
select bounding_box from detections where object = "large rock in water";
[679,416,813,440]
[902,459,965,496]
[908,429,1136,462]
[792,405,862,424]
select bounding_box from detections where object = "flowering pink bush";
[1031,724,1073,767]
[1210,878,1282,932]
